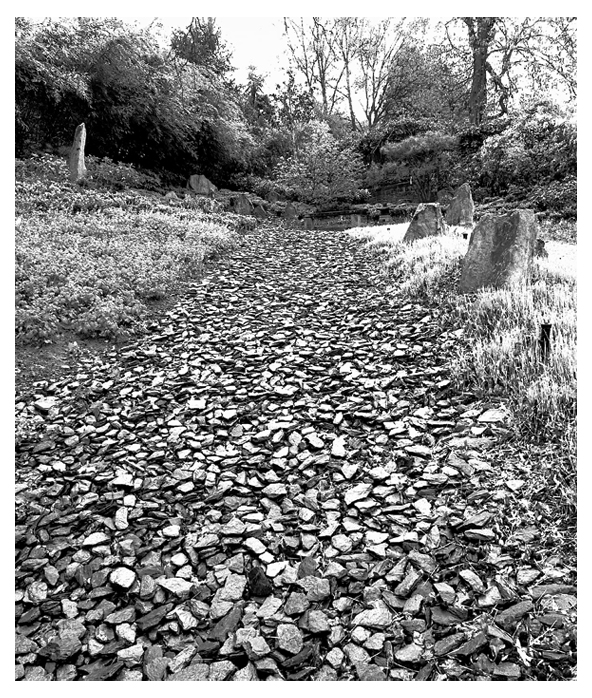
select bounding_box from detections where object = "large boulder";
[253,203,268,218]
[266,191,280,203]
[69,123,87,182]
[446,183,474,227]
[459,209,538,294]
[188,174,217,196]
[403,203,446,243]
[282,202,297,219]
[229,193,254,216]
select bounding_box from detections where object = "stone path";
[15,225,576,681]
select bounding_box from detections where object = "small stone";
[315,666,338,681]
[297,576,331,601]
[326,647,344,669]
[220,574,247,601]
[222,518,247,536]
[110,567,136,589]
[331,534,353,553]
[25,581,48,603]
[244,537,266,555]
[158,578,194,596]
[359,665,386,681]
[341,463,358,479]
[364,633,386,651]
[244,635,271,660]
[394,643,423,663]
[116,623,136,644]
[262,483,288,498]
[162,524,181,538]
[169,662,210,681]
[115,507,129,530]
[284,592,310,615]
[331,437,346,458]
[353,602,393,629]
[307,610,330,633]
[306,433,324,449]
[277,624,304,654]
[24,666,51,681]
[344,642,371,666]
[344,482,372,505]
[266,561,287,578]
[459,569,485,593]
[495,600,534,628]
[117,644,145,666]
[256,596,283,619]
[208,660,236,681]
[120,669,143,681]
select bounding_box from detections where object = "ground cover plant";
[15,155,236,346]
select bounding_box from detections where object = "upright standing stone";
[446,183,474,227]
[188,174,217,196]
[303,217,313,230]
[69,123,87,182]
[459,209,538,294]
[403,203,446,243]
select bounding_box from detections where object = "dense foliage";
[15,17,576,211]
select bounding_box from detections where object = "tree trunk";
[464,18,497,126]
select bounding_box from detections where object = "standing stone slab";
[188,174,217,196]
[69,123,87,182]
[459,209,538,294]
[403,203,446,243]
[445,183,474,227]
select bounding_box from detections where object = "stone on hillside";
[403,203,446,243]
[253,203,269,218]
[282,202,297,219]
[188,174,217,196]
[445,183,474,227]
[230,193,254,216]
[266,191,280,203]
[459,209,538,294]
[69,123,87,182]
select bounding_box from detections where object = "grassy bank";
[352,223,576,516]
[15,155,240,345]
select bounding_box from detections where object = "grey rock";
[445,182,474,227]
[459,209,538,293]
[277,623,304,654]
[296,576,331,601]
[69,123,87,182]
[188,174,217,196]
[403,203,446,243]
[169,662,210,680]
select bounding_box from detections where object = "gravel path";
[15,225,576,681]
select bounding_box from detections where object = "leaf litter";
[15,224,576,681]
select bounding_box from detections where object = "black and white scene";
[14,15,577,682]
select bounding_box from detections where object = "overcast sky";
[137,16,291,88]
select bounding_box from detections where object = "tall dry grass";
[353,224,576,446]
